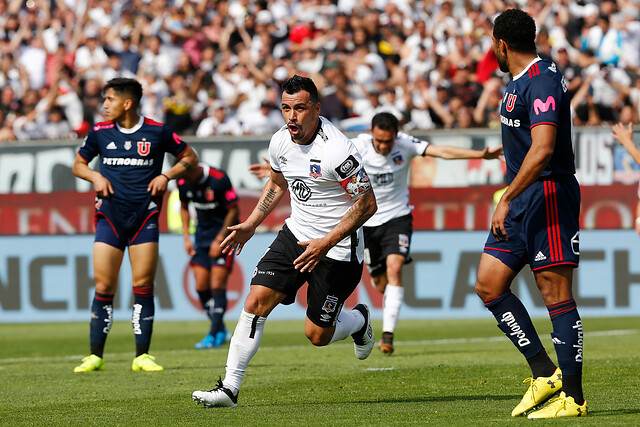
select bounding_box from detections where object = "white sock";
[222,310,266,394]
[328,307,365,344]
[382,285,404,334]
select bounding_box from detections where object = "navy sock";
[209,289,227,336]
[484,291,543,360]
[132,285,155,357]
[197,290,213,320]
[89,292,114,358]
[548,299,584,404]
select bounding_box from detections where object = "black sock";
[526,349,557,378]
[562,374,584,405]
[89,292,114,358]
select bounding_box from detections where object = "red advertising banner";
[0,185,636,235]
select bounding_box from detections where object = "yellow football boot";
[73,354,105,373]
[527,392,588,418]
[132,353,164,371]
[511,367,562,416]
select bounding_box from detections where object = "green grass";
[0,317,638,426]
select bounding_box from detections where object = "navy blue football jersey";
[500,58,575,183]
[178,165,238,249]
[78,116,188,231]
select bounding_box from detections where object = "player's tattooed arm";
[326,184,377,248]
[179,159,193,171]
[221,171,287,256]
[257,188,278,214]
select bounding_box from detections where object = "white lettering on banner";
[0,153,34,193]
[575,131,613,185]
[225,148,265,190]
[35,148,75,193]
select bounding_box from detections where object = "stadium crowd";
[0,0,638,142]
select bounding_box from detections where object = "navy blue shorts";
[251,224,363,327]
[190,245,234,270]
[483,175,580,272]
[95,213,159,250]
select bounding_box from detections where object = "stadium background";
[1,126,639,323]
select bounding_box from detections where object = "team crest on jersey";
[137,140,151,156]
[205,188,214,201]
[124,141,132,150]
[506,93,517,112]
[322,295,339,313]
[309,164,322,178]
[398,234,409,253]
[343,169,372,199]
[392,154,403,165]
[94,198,102,210]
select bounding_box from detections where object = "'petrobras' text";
[102,157,155,166]
[500,115,521,127]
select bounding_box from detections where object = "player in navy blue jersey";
[72,78,198,373]
[178,162,239,349]
[474,9,587,418]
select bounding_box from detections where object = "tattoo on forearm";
[258,188,277,213]
[179,159,193,171]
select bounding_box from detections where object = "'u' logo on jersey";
[137,141,151,156]
[506,94,517,112]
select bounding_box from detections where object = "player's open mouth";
[288,124,300,134]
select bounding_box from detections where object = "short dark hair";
[103,78,143,108]
[493,9,537,53]
[281,75,319,103]
[371,112,399,133]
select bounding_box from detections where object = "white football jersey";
[269,116,370,262]
[352,131,429,227]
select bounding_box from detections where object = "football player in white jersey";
[352,112,502,354]
[192,75,378,408]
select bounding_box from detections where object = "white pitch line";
[0,329,636,364]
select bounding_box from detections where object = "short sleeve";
[268,134,282,172]
[527,75,563,128]
[161,125,189,157]
[77,132,98,162]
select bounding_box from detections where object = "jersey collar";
[513,56,542,81]
[116,116,144,134]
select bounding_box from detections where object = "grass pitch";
[0,316,638,426]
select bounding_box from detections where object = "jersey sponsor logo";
[205,188,214,201]
[343,169,372,199]
[309,164,322,178]
[193,201,219,210]
[374,172,394,186]
[106,142,117,150]
[102,157,155,166]
[137,140,151,156]
[500,115,521,127]
[321,295,339,314]
[291,179,312,201]
[124,141,132,150]
[335,155,360,179]
[278,155,288,165]
[506,93,517,112]
[533,96,556,115]
[392,154,403,165]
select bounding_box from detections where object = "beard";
[496,52,510,73]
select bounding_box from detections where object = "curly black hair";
[493,9,537,54]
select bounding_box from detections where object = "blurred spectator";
[242,100,285,135]
[0,0,637,142]
[196,101,242,137]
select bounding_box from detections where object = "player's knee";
[474,276,492,301]
[305,329,331,346]
[372,275,387,293]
